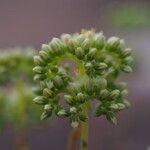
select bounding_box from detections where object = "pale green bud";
[76,92,86,103]
[100,89,109,99]
[117,82,127,90]
[33,66,45,74]
[43,88,53,98]
[64,95,73,104]
[50,38,62,53]
[44,104,53,111]
[67,39,76,53]
[123,56,133,65]
[117,103,126,110]
[82,39,90,51]
[87,48,97,59]
[98,62,108,70]
[70,107,77,114]
[57,109,67,117]
[41,44,51,54]
[122,48,132,57]
[85,62,93,70]
[75,47,84,59]
[71,121,79,128]
[95,32,105,49]
[109,104,119,110]
[107,37,120,50]
[34,56,45,66]
[34,74,45,81]
[121,89,128,96]
[123,99,131,108]
[110,90,120,99]
[53,75,63,88]
[110,116,117,125]
[39,50,50,61]
[33,96,48,105]
[122,65,132,73]
[61,34,71,43]
[40,111,52,120]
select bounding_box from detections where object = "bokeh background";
[0,0,150,149]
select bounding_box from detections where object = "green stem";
[79,102,89,150]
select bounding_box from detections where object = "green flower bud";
[106,112,117,125]
[34,56,45,66]
[39,50,50,61]
[33,96,48,105]
[123,56,133,65]
[117,103,126,110]
[87,48,97,59]
[95,32,105,49]
[33,74,45,81]
[43,88,53,98]
[107,37,120,50]
[110,116,117,125]
[82,39,90,51]
[100,89,109,99]
[70,107,77,114]
[85,62,93,70]
[61,34,71,44]
[123,99,131,108]
[76,92,86,103]
[33,66,45,74]
[122,48,132,57]
[110,90,120,99]
[109,104,119,110]
[122,65,132,73]
[67,39,76,53]
[98,62,108,70]
[71,121,79,128]
[64,95,73,104]
[75,47,84,59]
[121,89,128,96]
[44,104,53,111]
[98,78,107,89]
[57,109,67,117]
[117,82,127,90]
[42,44,51,52]
[40,110,52,120]
[53,75,63,88]
[50,38,62,54]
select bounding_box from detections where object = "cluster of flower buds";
[33,30,133,127]
[0,48,34,84]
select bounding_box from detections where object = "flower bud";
[76,92,86,103]
[39,50,50,61]
[61,34,71,44]
[71,121,79,128]
[70,107,77,114]
[43,88,53,98]
[33,74,46,81]
[110,90,120,99]
[85,62,93,70]
[34,56,45,66]
[67,39,76,53]
[107,37,120,50]
[40,111,52,120]
[82,39,90,51]
[75,47,84,59]
[64,95,73,104]
[87,48,97,59]
[57,109,67,117]
[123,56,133,65]
[50,38,62,54]
[95,32,105,49]
[123,99,131,108]
[53,75,63,88]
[100,89,109,99]
[121,89,128,96]
[117,82,126,90]
[122,65,132,73]
[109,104,119,110]
[98,62,107,70]
[41,44,51,53]
[44,104,53,111]
[122,48,132,57]
[33,96,48,105]
[33,66,45,74]
[117,103,126,110]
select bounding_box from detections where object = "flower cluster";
[33,30,133,127]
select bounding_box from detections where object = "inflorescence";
[33,30,133,127]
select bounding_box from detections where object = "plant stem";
[79,102,89,150]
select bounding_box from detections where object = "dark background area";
[0,0,150,149]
